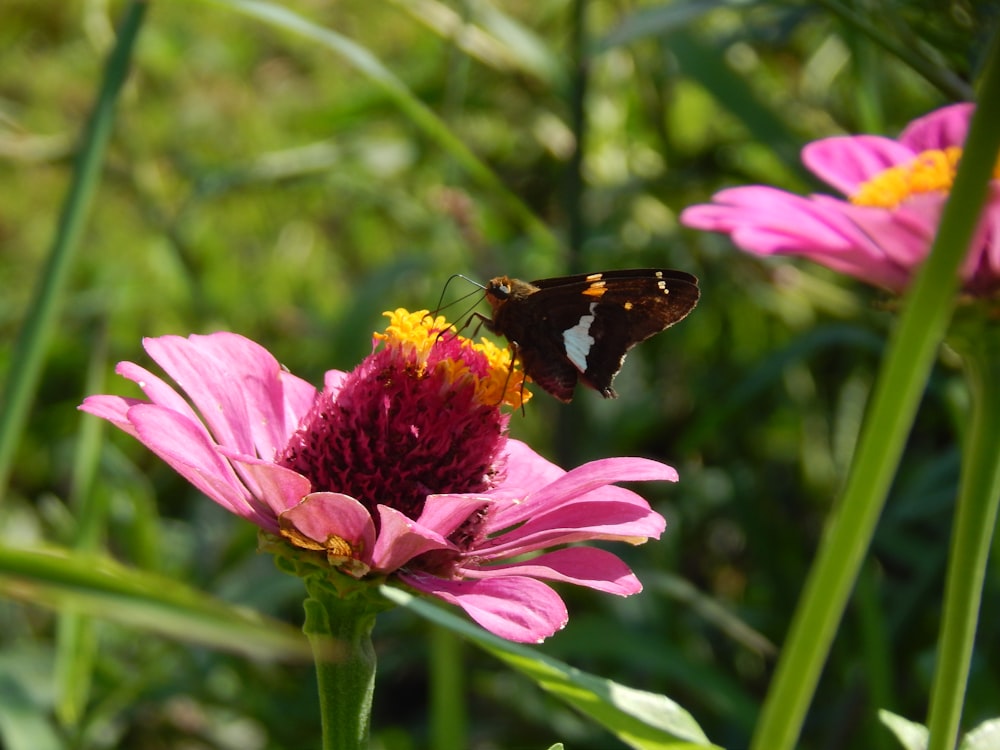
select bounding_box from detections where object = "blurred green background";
[2,1,997,748]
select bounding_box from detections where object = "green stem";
[750,31,1000,750]
[925,321,1000,750]
[303,579,381,750]
[0,0,148,497]
[429,624,466,750]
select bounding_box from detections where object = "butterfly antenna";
[427,274,488,340]
[430,274,486,316]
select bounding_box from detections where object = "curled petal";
[463,547,642,595]
[370,505,455,573]
[399,571,568,643]
[279,492,377,563]
[222,450,313,517]
[416,493,493,538]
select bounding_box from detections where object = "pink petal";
[222,451,313,516]
[143,333,305,461]
[115,361,203,426]
[279,369,322,439]
[79,395,144,438]
[323,369,349,396]
[462,547,642,595]
[126,404,276,530]
[279,492,377,562]
[498,439,565,491]
[802,135,916,195]
[370,505,454,573]
[681,187,866,256]
[493,456,675,529]
[479,499,666,557]
[399,572,568,643]
[839,196,940,269]
[899,103,973,152]
[683,188,921,291]
[974,192,1000,283]
[415,493,493,538]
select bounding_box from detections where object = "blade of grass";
[199,0,558,258]
[0,545,313,662]
[750,33,1000,750]
[925,322,1000,748]
[0,0,148,499]
[387,0,562,85]
[54,321,110,729]
[815,0,973,100]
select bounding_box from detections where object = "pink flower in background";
[80,311,672,643]
[681,103,1000,294]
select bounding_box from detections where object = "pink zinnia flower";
[80,310,672,643]
[680,103,1000,294]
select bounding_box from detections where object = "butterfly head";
[485,276,536,311]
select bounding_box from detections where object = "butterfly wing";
[513,342,581,402]
[485,269,699,401]
[525,269,700,398]
[486,280,582,401]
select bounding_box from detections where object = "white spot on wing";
[563,303,597,372]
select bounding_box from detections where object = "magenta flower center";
[277,345,508,532]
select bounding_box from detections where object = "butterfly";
[479,268,700,402]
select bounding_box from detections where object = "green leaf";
[879,710,928,750]
[0,545,312,661]
[380,585,718,750]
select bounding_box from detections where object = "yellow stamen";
[375,309,531,409]
[376,308,449,364]
[851,147,1000,208]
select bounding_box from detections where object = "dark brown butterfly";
[479,269,700,402]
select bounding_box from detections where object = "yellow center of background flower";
[375,308,530,409]
[851,146,1000,208]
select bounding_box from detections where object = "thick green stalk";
[303,580,381,750]
[0,1,148,497]
[750,33,1000,750]
[925,320,1000,750]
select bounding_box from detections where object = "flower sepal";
[262,531,390,604]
